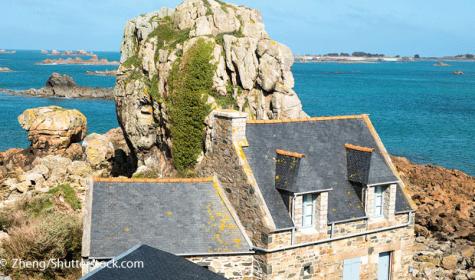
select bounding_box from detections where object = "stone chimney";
[213,110,248,144]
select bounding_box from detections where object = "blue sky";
[1,0,474,56]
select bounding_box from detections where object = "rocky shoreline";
[0,73,113,99]
[392,156,475,279]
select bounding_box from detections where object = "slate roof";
[243,116,412,229]
[81,244,227,280]
[85,179,251,258]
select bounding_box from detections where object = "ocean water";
[294,61,475,175]
[0,50,119,150]
[1,51,474,175]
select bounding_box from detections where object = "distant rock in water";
[0,73,113,99]
[38,55,119,65]
[115,0,307,174]
[0,67,12,72]
[86,70,117,77]
[434,61,450,67]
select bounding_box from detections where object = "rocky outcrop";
[1,106,135,206]
[0,73,113,99]
[115,0,307,174]
[392,157,475,279]
[18,106,87,155]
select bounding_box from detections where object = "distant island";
[0,49,16,54]
[41,49,95,56]
[296,52,475,63]
[38,54,119,65]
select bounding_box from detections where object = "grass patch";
[49,183,81,211]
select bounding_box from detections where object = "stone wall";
[187,254,259,279]
[198,113,274,246]
[262,224,414,279]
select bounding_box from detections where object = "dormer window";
[302,194,316,228]
[374,186,385,217]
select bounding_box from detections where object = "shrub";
[0,193,82,279]
[1,212,82,279]
[167,39,215,173]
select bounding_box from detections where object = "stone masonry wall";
[187,254,260,279]
[263,223,414,279]
[198,114,272,246]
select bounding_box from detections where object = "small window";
[303,265,312,276]
[302,194,316,228]
[374,186,384,217]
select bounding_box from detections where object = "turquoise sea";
[1,51,474,175]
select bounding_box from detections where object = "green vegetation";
[167,38,215,174]
[148,16,190,56]
[146,75,161,103]
[123,54,141,68]
[0,189,82,279]
[49,183,81,211]
[204,0,213,15]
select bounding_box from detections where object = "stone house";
[82,110,415,279]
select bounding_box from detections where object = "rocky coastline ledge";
[0,73,114,99]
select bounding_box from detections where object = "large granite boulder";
[115,0,308,174]
[18,106,87,154]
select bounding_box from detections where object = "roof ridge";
[344,143,375,153]
[246,114,367,124]
[276,149,305,158]
[93,177,214,183]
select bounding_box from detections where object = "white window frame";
[302,194,316,228]
[374,186,385,217]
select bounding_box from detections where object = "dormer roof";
[243,115,412,229]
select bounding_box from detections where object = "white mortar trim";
[293,188,332,196]
[366,180,401,187]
